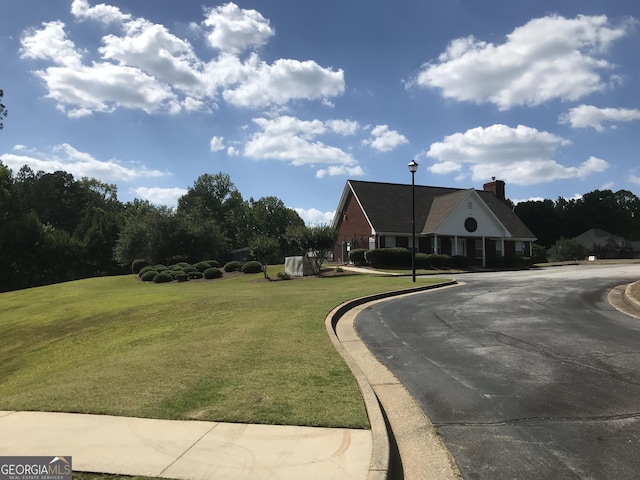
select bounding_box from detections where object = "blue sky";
[1,1,639,224]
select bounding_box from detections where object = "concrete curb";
[326,281,463,480]
[623,280,640,312]
[608,280,640,320]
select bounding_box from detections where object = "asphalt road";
[355,264,640,479]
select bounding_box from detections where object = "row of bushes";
[132,259,263,283]
[349,248,469,270]
[349,248,534,270]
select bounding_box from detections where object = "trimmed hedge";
[365,248,411,268]
[193,261,212,272]
[452,255,469,269]
[138,266,157,278]
[140,270,158,282]
[203,267,223,279]
[176,272,189,282]
[153,272,173,283]
[131,259,150,275]
[241,261,263,273]
[188,271,203,279]
[348,249,367,266]
[224,261,242,272]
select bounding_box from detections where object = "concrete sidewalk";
[0,411,372,480]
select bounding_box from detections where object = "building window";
[515,241,526,256]
[496,241,503,257]
[468,201,473,209]
[385,236,396,248]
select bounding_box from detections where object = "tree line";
[513,189,640,248]
[0,162,320,292]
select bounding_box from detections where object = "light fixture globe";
[408,160,419,173]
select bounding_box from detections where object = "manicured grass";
[0,269,447,429]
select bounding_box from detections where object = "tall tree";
[286,224,338,275]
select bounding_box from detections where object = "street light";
[408,160,419,282]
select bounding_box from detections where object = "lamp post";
[408,160,419,282]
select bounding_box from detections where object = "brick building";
[332,179,536,267]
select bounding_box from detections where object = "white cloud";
[316,165,365,178]
[426,124,609,185]
[132,186,187,206]
[559,104,640,131]
[203,3,274,54]
[20,21,83,68]
[183,97,206,111]
[210,136,225,152]
[0,143,167,182]
[364,124,408,152]
[629,174,640,185]
[293,207,335,225]
[510,197,546,205]
[221,57,344,108]
[244,116,358,172]
[19,1,345,116]
[327,119,359,136]
[413,14,635,110]
[99,20,203,93]
[428,160,461,175]
[71,0,132,24]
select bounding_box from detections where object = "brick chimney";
[483,178,506,201]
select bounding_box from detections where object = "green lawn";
[0,269,446,429]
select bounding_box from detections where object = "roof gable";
[425,189,510,237]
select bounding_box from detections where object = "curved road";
[355,264,640,479]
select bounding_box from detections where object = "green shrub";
[426,254,452,269]
[206,260,220,268]
[176,273,189,282]
[182,266,197,274]
[153,272,173,283]
[335,266,344,273]
[193,261,212,272]
[504,255,526,269]
[348,249,367,266]
[131,259,150,274]
[153,264,168,272]
[415,252,430,270]
[451,255,469,269]
[224,261,242,272]
[138,266,157,278]
[176,262,191,268]
[241,261,263,273]
[188,271,203,279]
[140,270,158,282]
[203,267,223,279]
[277,271,290,280]
[531,244,548,264]
[169,264,184,271]
[365,248,411,268]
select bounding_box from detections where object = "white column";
[454,235,458,256]
[434,234,438,254]
[482,236,486,267]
